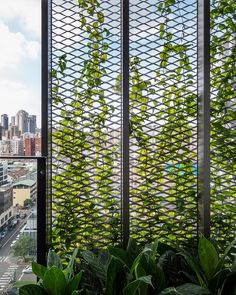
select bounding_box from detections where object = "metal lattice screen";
[50,0,122,251]
[210,0,236,242]
[48,0,236,253]
[129,0,198,243]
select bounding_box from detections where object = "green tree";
[11,236,36,262]
[23,199,31,208]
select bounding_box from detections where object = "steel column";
[42,0,48,158]
[122,0,130,248]
[197,0,211,237]
[37,157,47,266]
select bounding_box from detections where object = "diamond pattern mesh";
[210,0,236,242]
[51,0,121,251]
[129,0,198,243]
[49,0,235,251]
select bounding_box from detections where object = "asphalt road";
[0,214,36,293]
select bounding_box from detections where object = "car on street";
[22,266,32,274]
[0,231,7,238]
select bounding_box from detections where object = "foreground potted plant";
[15,236,236,295]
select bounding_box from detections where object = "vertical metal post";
[42,0,48,157]
[39,0,48,265]
[197,0,211,238]
[122,0,130,248]
[37,157,47,266]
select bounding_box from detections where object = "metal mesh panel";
[48,0,235,250]
[129,0,198,243]
[210,0,236,242]
[51,0,121,251]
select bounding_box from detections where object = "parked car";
[22,266,32,274]
[0,231,7,238]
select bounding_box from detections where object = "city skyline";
[0,109,41,157]
[0,0,41,126]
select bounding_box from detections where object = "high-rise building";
[16,110,29,134]
[28,115,37,134]
[9,125,19,139]
[11,116,15,126]
[10,139,24,156]
[0,126,3,140]
[0,162,7,185]
[24,136,35,156]
[1,114,9,131]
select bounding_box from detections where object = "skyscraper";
[0,126,3,140]
[16,110,29,134]
[11,116,15,126]
[28,115,37,133]
[1,114,9,131]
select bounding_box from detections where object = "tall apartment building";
[24,136,35,156]
[11,139,24,156]
[11,116,15,126]
[16,110,29,135]
[0,162,7,186]
[28,115,37,134]
[9,125,20,139]
[0,126,3,140]
[1,114,8,131]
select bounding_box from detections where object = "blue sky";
[0,0,41,126]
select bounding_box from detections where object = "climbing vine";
[210,0,236,242]
[128,0,198,244]
[50,0,236,256]
[51,0,121,256]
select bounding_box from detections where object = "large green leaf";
[127,238,140,267]
[176,283,210,294]
[131,249,150,274]
[43,266,67,295]
[198,237,219,279]
[105,256,124,295]
[149,260,165,292]
[64,248,79,281]
[123,275,152,295]
[216,240,236,271]
[159,287,181,295]
[108,247,129,267]
[71,291,83,295]
[32,261,48,280]
[15,281,35,288]
[47,250,62,270]
[81,250,107,281]
[65,271,83,295]
[19,285,48,295]
[179,249,207,288]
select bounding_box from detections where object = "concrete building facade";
[12,179,36,207]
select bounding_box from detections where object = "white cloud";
[0,21,40,73]
[25,41,40,59]
[0,80,40,123]
[0,0,41,38]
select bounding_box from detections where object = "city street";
[0,213,36,293]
